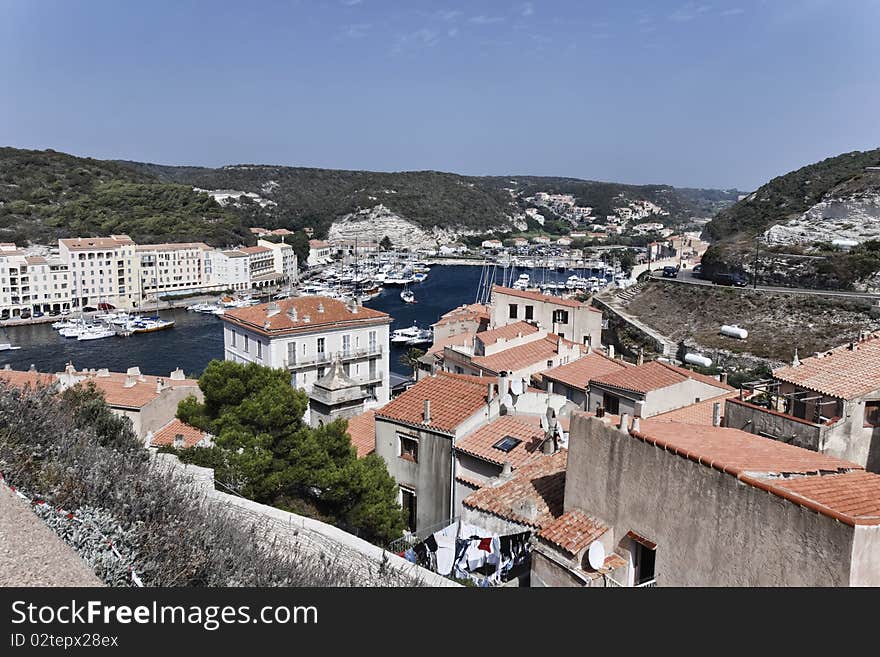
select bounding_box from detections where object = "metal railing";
[287,345,383,369]
[604,574,659,588]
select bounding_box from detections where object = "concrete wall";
[460,505,531,538]
[588,379,725,418]
[851,526,880,586]
[546,380,588,409]
[824,396,880,473]
[531,549,599,588]
[724,398,825,453]
[563,413,857,586]
[116,385,203,440]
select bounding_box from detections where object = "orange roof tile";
[455,416,547,468]
[543,351,630,391]
[772,332,880,399]
[222,296,390,337]
[0,369,56,389]
[471,334,582,375]
[375,372,492,434]
[492,285,600,311]
[757,470,880,526]
[652,391,741,425]
[136,242,210,251]
[346,409,376,458]
[59,236,134,250]
[240,246,271,255]
[427,330,476,355]
[590,360,731,395]
[150,419,210,448]
[67,371,199,409]
[462,449,568,528]
[433,303,490,328]
[476,321,539,347]
[537,510,608,556]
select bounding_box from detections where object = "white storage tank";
[684,353,712,368]
[720,324,748,340]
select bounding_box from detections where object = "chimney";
[317,302,325,314]
[637,348,644,366]
[542,434,557,455]
[631,416,641,433]
[633,400,645,418]
[2,364,9,371]
[266,301,280,317]
[498,371,508,395]
[287,306,299,322]
[423,399,431,423]
[170,368,185,381]
[173,433,184,449]
[124,375,136,388]
[28,363,36,372]
[720,371,728,385]
[156,378,166,393]
[618,412,630,433]
[127,366,141,377]
[608,344,615,359]
[595,406,605,418]
[487,382,495,402]
[712,402,722,427]
[791,348,800,367]
[500,461,512,479]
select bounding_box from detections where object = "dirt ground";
[624,281,880,362]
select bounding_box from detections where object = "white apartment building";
[241,245,279,288]
[59,235,139,310]
[221,296,393,406]
[136,242,211,300]
[307,240,332,267]
[0,247,71,318]
[257,239,298,283]
[205,250,251,291]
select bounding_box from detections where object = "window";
[553,309,569,325]
[342,335,350,355]
[508,303,518,319]
[400,487,417,532]
[317,366,326,378]
[525,305,534,320]
[230,330,236,347]
[243,335,249,353]
[603,392,620,415]
[493,435,522,453]
[399,435,419,462]
[369,330,377,351]
[865,401,880,428]
[256,341,262,359]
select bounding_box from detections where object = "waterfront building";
[240,245,279,288]
[490,285,603,348]
[136,242,211,301]
[58,235,139,310]
[221,296,392,407]
[0,246,71,318]
[205,249,251,291]
[257,239,298,284]
[307,240,332,266]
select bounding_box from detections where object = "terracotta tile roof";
[59,236,134,250]
[65,371,200,409]
[471,334,582,375]
[652,390,741,426]
[222,296,391,337]
[492,285,600,311]
[543,351,630,391]
[24,256,47,265]
[537,510,608,556]
[0,369,57,389]
[772,332,880,399]
[433,303,490,328]
[428,331,476,355]
[455,416,547,468]
[309,240,330,248]
[375,372,491,434]
[462,449,567,528]
[136,242,210,251]
[222,250,248,258]
[150,419,210,448]
[456,474,484,489]
[630,417,858,478]
[755,470,880,526]
[476,321,539,347]
[240,246,272,255]
[590,360,731,395]
[346,409,376,458]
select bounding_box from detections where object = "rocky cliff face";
[764,192,880,246]
[328,204,492,249]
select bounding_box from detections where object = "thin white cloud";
[521,2,534,17]
[469,15,505,25]
[720,7,745,16]
[343,23,371,38]
[393,28,441,53]
[448,27,459,37]
[438,9,462,21]
[341,0,362,5]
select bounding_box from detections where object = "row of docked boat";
[186,296,260,316]
[51,312,174,340]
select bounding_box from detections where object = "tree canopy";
[173,360,405,544]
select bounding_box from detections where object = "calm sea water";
[0,265,592,379]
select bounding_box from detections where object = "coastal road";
[648,269,880,301]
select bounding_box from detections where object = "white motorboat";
[77,326,116,341]
[0,343,21,351]
[513,273,530,290]
[128,317,175,333]
[391,324,422,343]
[405,329,433,346]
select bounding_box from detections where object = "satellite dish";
[588,541,606,570]
[501,393,514,407]
[510,378,523,395]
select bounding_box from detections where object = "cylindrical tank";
[684,353,712,368]
[720,324,749,340]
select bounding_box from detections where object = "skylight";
[493,435,522,453]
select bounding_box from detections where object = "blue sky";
[1,0,878,190]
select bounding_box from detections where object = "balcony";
[286,345,383,369]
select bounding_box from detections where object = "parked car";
[60,309,70,316]
[712,273,747,287]
[692,264,703,278]
[97,302,116,311]
[32,311,44,318]
[49,309,60,316]
[82,306,98,313]
[20,309,31,319]
[661,265,679,278]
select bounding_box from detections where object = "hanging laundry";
[404,548,417,564]
[478,537,493,552]
[433,520,460,576]
[424,534,438,552]
[413,541,428,563]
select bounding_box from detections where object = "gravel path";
[0,485,103,586]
